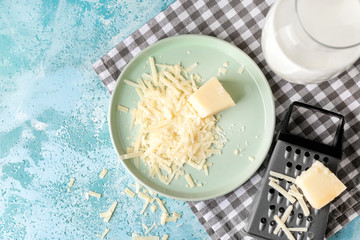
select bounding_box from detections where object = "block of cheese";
[187,77,235,118]
[295,161,346,209]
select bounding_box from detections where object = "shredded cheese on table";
[99,168,108,179]
[88,190,102,199]
[124,57,225,186]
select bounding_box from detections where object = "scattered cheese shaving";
[100,201,118,222]
[155,197,168,214]
[124,188,136,198]
[274,205,293,234]
[100,229,110,239]
[140,200,150,215]
[217,67,227,76]
[88,190,101,199]
[204,165,209,176]
[162,234,169,240]
[248,156,255,162]
[237,64,245,75]
[269,171,296,183]
[68,177,75,187]
[223,61,228,67]
[234,149,239,155]
[119,152,143,160]
[132,237,159,240]
[145,223,156,235]
[177,223,183,228]
[173,212,181,219]
[160,213,168,225]
[269,177,280,184]
[149,57,158,84]
[118,104,129,112]
[288,227,308,232]
[274,215,295,240]
[99,169,108,179]
[150,204,158,213]
[185,173,196,188]
[268,181,296,204]
[136,182,142,193]
[124,79,140,88]
[289,185,310,216]
[185,63,198,73]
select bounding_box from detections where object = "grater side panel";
[244,140,340,240]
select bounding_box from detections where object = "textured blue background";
[0,0,359,239]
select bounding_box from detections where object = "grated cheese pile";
[121,58,225,185]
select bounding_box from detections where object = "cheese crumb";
[234,149,239,155]
[162,234,169,240]
[160,213,168,225]
[237,64,245,75]
[248,156,255,162]
[88,190,101,199]
[99,229,110,239]
[118,104,129,112]
[100,201,118,222]
[124,188,136,198]
[99,168,108,179]
[132,236,160,240]
[68,177,75,187]
[150,204,158,213]
[185,173,196,188]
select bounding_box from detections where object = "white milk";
[262,0,360,84]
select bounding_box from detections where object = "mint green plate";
[109,35,275,201]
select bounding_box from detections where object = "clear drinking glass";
[261,0,360,84]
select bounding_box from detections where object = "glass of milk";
[262,0,360,84]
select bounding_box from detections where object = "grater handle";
[278,101,345,159]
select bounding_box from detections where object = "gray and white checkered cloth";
[93,0,360,239]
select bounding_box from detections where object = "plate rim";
[108,34,275,201]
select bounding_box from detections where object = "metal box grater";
[242,102,344,240]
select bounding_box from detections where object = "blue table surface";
[1,0,359,239]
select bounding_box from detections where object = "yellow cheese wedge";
[295,161,346,209]
[187,77,235,118]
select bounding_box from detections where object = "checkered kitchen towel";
[93,0,360,239]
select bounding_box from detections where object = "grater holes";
[285,146,292,158]
[295,165,302,176]
[323,157,329,163]
[306,216,313,228]
[297,232,304,240]
[303,151,310,163]
[268,188,275,201]
[259,217,267,231]
[268,220,276,233]
[294,149,301,161]
[314,154,320,160]
[285,162,292,174]
[296,213,304,225]
[277,193,284,204]
[278,207,285,216]
[307,232,314,240]
[268,205,276,217]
